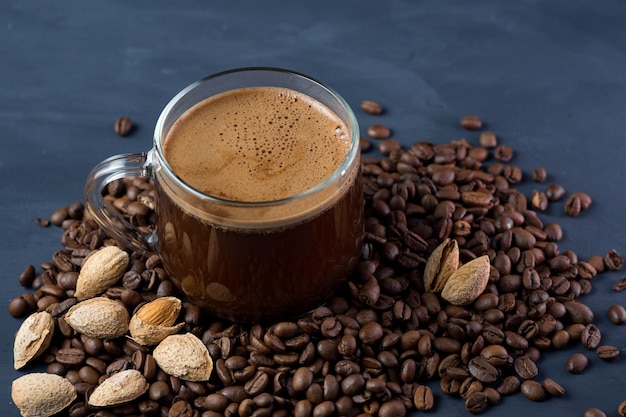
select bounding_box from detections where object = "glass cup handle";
[84,151,156,253]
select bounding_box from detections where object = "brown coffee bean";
[56,347,86,366]
[530,190,549,211]
[566,352,589,374]
[584,408,608,417]
[580,323,602,349]
[360,99,383,115]
[596,345,620,360]
[513,356,538,380]
[465,391,488,414]
[531,167,547,182]
[378,399,406,417]
[468,356,499,383]
[114,116,133,136]
[413,384,434,411]
[544,183,566,202]
[605,249,624,271]
[478,131,497,148]
[542,378,565,397]
[618,400,626,417]
[367,124,391,139]
[608,304,626,324]
[460,115,483,130]
[520,380,547,402]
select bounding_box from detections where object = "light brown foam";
[163,87,350,202]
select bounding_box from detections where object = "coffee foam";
[163,87,350,203]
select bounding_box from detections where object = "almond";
[13,311,55,370]
[441,255,490,306]
[12,373,76,417]
[153,333,213,381]
[423,238,459,292]
[74,245,129,299]
[88,369,149,407]
[64,297,129,338]
[129,296,184,345]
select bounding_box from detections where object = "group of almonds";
[11,245,213,417]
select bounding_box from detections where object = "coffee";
[163,87,350,203]
[157,86,363,321]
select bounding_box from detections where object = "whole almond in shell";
[74,245,129,299]
[64,297,129,338]
[153,333,213,381]
[12,373,76,417]
[14,311,55,370]
[129,296,184,345]
[423,238,459,292]
[441,254,490,306]
[88,369,149,407]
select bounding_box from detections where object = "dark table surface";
[2,1,626,416]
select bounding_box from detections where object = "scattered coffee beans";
[9,109,625,417]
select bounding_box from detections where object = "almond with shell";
[64,297,129,339]
[441,254,491,306]
[423,238,459,292]
[88,369,149,407]
[129,296,184,345]
[12,373,76,417]
[153,333,213,381]
[13,311,55,370]
[74,245,129,299]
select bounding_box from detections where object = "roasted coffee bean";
[513,356,538,380]
[566,352,589,374]
[584,408,608,417]
[478,131,497,148]
[460,114,483,130]
[542,377,565,397]
[114,116,133,136]
[413,384,434,411]
[468,356,499,383]
[360,99,383,115]
[605,249,624,271]
[612,277,626,292]
[367,124,391,140]
[465,391,488,414]
[596,345,620,360]
[618,400,626,417]
[608,304,626,324]
[545,183,566,201]
[520,380,547,402]
[496,375,521,396]
[580,323,602,349]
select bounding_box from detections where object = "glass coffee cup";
[85,68,364,322]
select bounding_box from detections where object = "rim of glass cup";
[152,67,360,208]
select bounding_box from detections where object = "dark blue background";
[2,1,626,415]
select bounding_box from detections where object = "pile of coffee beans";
[9,108,626,417]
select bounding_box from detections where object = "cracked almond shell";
[423,238,459,292]
[13,311,55,370]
